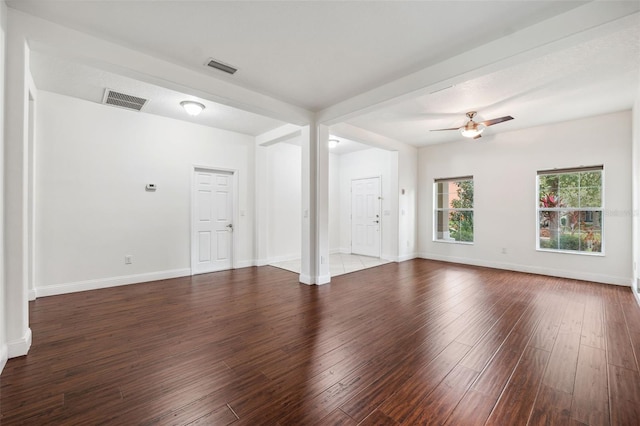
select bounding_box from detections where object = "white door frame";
[190,165,240,274]
[351,175,382,258]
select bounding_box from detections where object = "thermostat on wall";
[145,184,157,191]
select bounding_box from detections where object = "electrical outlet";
[125,255,133,264]
[501,248,507,254]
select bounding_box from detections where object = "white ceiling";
[282,134,371,156]
[7,1,640,147]
[8,0,587,111]
[347,24,640,146]
[29,52,287,136]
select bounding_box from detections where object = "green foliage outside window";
[435,178,473,243]
[538,168,602,253]
[449,180,474,242]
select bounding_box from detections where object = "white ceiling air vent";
[102,89,148,111]
[205,58,238,75]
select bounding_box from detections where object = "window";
[434,176,474,243]
[537,166,603,254]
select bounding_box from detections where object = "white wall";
[35,91,256,296]
[338,148,395,259]
[419,111,633,286]
[0,0,8,373]
[260,144,386,262]
[265,142,301,262]
[329,123,418,262]
[396,144,418,261]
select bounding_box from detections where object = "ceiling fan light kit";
[460,121,485,138]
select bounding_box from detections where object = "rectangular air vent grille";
[102,89,147,111]
[206,58,238,75]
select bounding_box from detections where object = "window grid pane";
[434,178,474,243]
[537,167,603,254]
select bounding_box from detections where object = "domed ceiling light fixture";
[180,100,205,116]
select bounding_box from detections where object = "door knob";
[226,223,233,230]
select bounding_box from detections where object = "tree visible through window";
[537,166,603,253]
[434,177,474,243]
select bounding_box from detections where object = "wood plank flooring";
[1,259,639,425]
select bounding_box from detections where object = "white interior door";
[351,177,381,257]
[192,169,234,274]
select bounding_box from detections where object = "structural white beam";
[317,2,640,125]
[256,123,302,147]
[10,9,313,126]
[330,122,408,153]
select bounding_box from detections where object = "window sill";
[433,239,474,245]
[536,248,605,257]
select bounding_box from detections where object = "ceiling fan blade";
[480,116,514,127]
[430,127,461,132]
[473,134,482,140]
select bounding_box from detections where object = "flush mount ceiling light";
[180,101,205,116]
[328,139,340,148]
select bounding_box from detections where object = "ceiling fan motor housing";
[463,120,484,133]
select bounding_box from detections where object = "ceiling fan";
[431,111,514,139]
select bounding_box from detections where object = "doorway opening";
[268,136,393,276]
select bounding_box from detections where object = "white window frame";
[536,166,604,256]
[433,176,474,244]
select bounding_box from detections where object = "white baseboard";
[395,253,418,262]
[255,258,270,267]
[267,254,302,264]
[297,273,331,285]
[299,273,313,285]
[0,343,7,374]
[7,328,32,358]
[418,253,632,287]
[28,288,36,301]
[634,280,640,306]
[234,260,255,269]
[339,248,351,254]
[317,274,331,285]
[35,268,192,298]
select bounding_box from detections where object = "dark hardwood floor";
[1,259,639,425]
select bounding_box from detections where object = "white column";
[254,144,269,266]
[4,19,32,357]
[300,125,314,284]
[300,121,330,285]
[316,124,330,284]
[632,88,640,298]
